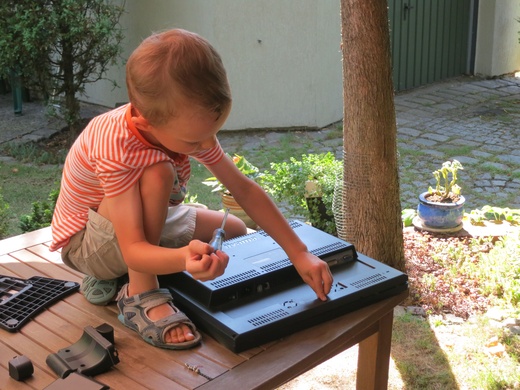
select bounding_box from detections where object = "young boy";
[50,29,333,350]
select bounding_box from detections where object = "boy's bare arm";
[207,157,333,300]
[102,183,228,280]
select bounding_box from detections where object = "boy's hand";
[292,253,333,301]
[185,240,229,281]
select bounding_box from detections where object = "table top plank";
[6,248,83,282]
[0,227,53,256]
[0,253,47,280]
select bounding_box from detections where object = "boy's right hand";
[185,240,229,281]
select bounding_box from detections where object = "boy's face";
[134,103,230,155]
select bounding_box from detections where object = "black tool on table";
[209,208,229,251]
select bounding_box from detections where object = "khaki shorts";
[61,205,197,280]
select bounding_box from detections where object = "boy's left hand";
[292,253,333,301]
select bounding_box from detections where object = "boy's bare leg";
[130,161,197,343]
[99,162,247,344]
[98,162,194,343]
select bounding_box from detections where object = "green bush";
[261,152,342,235]
[19,188,59,233]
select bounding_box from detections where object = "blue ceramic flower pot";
[417,192,465,229]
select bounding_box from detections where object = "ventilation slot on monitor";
[311,242,350,257]
[260,258,291,273]
[210,270,261,288]
[247,309,290,327]
[350,274,387,289]
[223,234,260,249]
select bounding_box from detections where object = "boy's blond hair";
[126,29,231,126]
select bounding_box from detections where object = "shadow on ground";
[391,314,459,390]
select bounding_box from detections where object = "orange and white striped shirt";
[50,104,224,251]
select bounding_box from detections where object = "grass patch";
[398,146,427,158]
[323,125,343,140]
[0,141,67,165]
[261,134,312,166]
[480,162,512,175]
[426,317,520,390]
[392,313,458,389]
[438,145,474,156]
[0,161,62,237]
[392,298,520,390]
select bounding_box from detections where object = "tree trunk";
[62,39,81,142]
[340,0,405,271]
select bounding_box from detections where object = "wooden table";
[0,227,408,390]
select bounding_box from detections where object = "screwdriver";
[209,208,229,252]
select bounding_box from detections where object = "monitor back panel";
[166,253,408,352]
[162,220,357,307]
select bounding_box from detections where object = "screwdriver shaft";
[209,208,229,251]
[219,208,230,229]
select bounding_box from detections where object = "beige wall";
[83,0,343,131]
[474,0,520,76]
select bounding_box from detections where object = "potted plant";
[261,152,342,235]
[202,154,263,229]
[416,159,465,230]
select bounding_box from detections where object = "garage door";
[389,0,473,91]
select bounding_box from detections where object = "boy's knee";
[226,215,248,238]
[140,162,175,194]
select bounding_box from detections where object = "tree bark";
[340,0,405,271]
[62,39,81,141]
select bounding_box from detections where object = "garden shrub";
[261,152,342,235]
[19,188,59,233]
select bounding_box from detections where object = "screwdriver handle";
[209,228,226,252]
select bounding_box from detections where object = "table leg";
[356,310,394,390]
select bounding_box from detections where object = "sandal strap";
[153,311,190,328]
[117,284,200,348]
[122,287,172,308]
[141,311,195,342]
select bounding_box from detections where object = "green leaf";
[402,208,417,227]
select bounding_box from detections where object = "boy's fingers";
[189,239,214,256]
[323,269,333,294]
[314,284,327,301]
[309,270,333,301]
[190,252,229,281]
[209,251,229,277]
